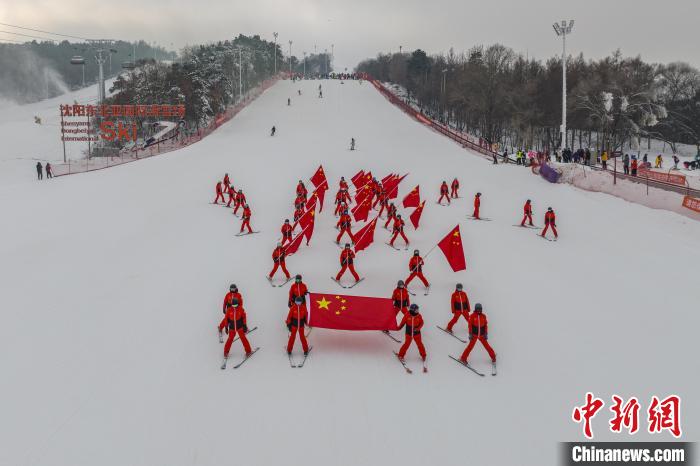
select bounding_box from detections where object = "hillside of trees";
[356,46,700,154]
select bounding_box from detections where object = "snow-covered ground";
[1,79,698,466]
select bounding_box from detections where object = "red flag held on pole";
[299,208,316,244]
[386,173,408,199]
[351,170,365,188]
[310,165,329,191]
[353,217,378,253]
[308,292,399,331]
[437,225,467,272]
[409,201,426,229]
[402,185,420,208]
[284,227,306,255]
[351,196,372,223]
[381,173,396,186]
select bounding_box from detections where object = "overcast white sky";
[1,0,699,70]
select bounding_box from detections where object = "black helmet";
[526,199,531,203]
[474,303,483,312]
[397,280,405,288]
[285,219,290,223]
[548,207,553,211]
[476,192,481,196]
[344,243,351,248]
[413,249,419,256]
[396,214,401,219]
[295,274,302,281]
[231,298,240,307]
[409,304,419,315]
[456,283,463,291]
[230,284,237,292]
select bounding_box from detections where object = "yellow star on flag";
[317,297,331,310]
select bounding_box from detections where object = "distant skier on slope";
[450,178,459,198]
[213,180,225,204]
[391,280,410,316]
[472,192,482,219]
[233,189,246,215]
[350,138,355,151]
[271,126,276,136]
[287,98,291,106]
[405,250,430,289]
[438,181,450,205]
[335,243,360,283]
[269,243,291,280]
[221,299,254,363]
[46,163,53,179]
[336,210,355,244]
[458,303,496,365]
[281,219,293,246]
[36,162,43,180]
[389,214,409,247]
[445,283,470,332]
[240,204,253,234]
[540,207,558,239]
[397,304,427,362]
[339,176,349,191]
[286,296,310,355]
[520,199,534,227]
[223,173,231,191]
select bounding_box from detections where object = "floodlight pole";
[553,20,574,153]
[273,32,278,74]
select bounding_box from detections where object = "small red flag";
[308,292,399,331]
[353,217,378,253]
[299,208,316,243]
[409,201,425,229]
[437,225,467,272]
[381,173,396,186]
[284,228,306,255]
[402,185,420,208]
[351,170,365,188]
[386,173,408,199]
[352,196,372,223]
[310,165,329,191]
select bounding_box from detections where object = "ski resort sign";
[60,104,186,142]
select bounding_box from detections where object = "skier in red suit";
[445,283,470,332]
[335,243,360,282]
[438,181,450,205]
[450,178,459,198]
[269,243,291,280]
[292,205,305,229]
[459,303,496,364]
[223,173,231,191]
[405,249,430,288]
[233,189,246,214]
[334,189,348,215]
[541,207,558,238]
[281,219,293,246]
[389,214,409,247]
[521,199,534,227]
[339,177,349,191]
[294,194,306,210]
[240,204,253,233]
[286,297,310,354]
[375,189,389,216]
[218,284,243,334]
[391,280,410,316]
[226,184,236,207]
[296,180,308,201]
[397,304,427,361]
[213,181,225,204]
[288,274,309,307]
[336,210,355,244]
[384,203,397,227]
[472,192,481,219]
[222,299,253,360]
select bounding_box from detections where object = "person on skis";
[335,243,360,283]
[391,280,410,316]
[36,162,43,180]
[223,173,231,191]
[541,207,558,239]
[281,219,293,246]
[472,192,482,219]
[222,299,254,363]
[296,180,308,201]
[240,204,253,234]
[336,209,355,244]
[271,126,276,136]
[292,204,305,230]
[384,203,398,227]
[450,178,459,198]
[389,214,409,247]
[288,274,309,307]
[397,304,427,362]
[339,176,349,191]
[445,283,470,333]
[376,189,389,217]
[350,138,356,151]
[334,189,348,215]
[218,284,244,336]
[405,250,430,289]
[287,98,291,106]
[459,303,496,365]
[46,163,53,179]
[269,242,291,280]
[233,189,246,215]
[286,296,310,355]
[438,181,450,205]
[213,180,225,204]
[521,199,534,227]
[226,183,237,207]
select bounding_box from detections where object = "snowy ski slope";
[0,79,698,466]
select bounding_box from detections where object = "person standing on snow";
[296,180,308,201]
[335,209,355,244]
[286,297,310,355]
[438,181,450,205]
[221,299,254,363]
[391,280,410,316]
[384,203,397,227]
[405,249,430,289]
[335,243,360,283]
[213,180,225,204]
[450,178,459,198]
[240,204,253,234]
[288,274,309,307]
[541,207,558,239]
[397,304,427,362]
[218,284,244,337]
[623,154,630,175]
[225,183,236,207]
[233,190,246,215]
[445,283,470,333]
[521,199,534,227]
[472,192,482,219]
[269,243,291,280]
[389,214,409,247]
[281,219,293,246]
[458,303,496,365]
[223,173,231,191]
[36,162,43,180]
[350,138,355,151]
[271,126,276,136]
[46,163,53,179]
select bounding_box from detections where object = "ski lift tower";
[552,20,574,153]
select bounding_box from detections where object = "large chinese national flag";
[409,200,426,229]
[385,173,408,199]
[437,225,467,272]
[351,170,365,188]
[308,292,399,331]
[402,185,420,208]
[353,216,378,253]
[351,196,372,222]
[310,165,329,191]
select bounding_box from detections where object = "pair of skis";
[385,242,409,251]
[393,351,428,374]
[449,356,497,377]
[537,233,558,242]
[288,346,313,368]
[512,224,539,229]
[267,276,293,287]
[331,277,364,289]
[235,230,260,236]
[406,286,430,297]
[221,347,260,370]
[467,216,492,221]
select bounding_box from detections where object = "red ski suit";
[450,179,459,198]
[233,192,246,214]
[288,282,309,307]
[296,183,308,200]
[286,303,309,353]
[473,195,481,219]
[223,174,230,190]
[541,211,558,238]
[218,291,244,331]
[336,213,354,243]
[405,255,429,287]
[398,313,426,359]
[446,290,470,331]
[223,306,252,357]
[269,246,290,279]
[336,248,360,281]
[438,182,450,204]
[339,180,349,191]
[226,185,236,207]
[391,287,411,315]
[460,312,496,363]
[384,205,397,228]
[521,201,533,226]
[214,182,225,204]
[390,217,409,246]
[281,223,293,246]
[240,206,252,233]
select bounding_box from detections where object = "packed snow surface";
[1,79,697,466]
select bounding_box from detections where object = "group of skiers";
[35,161,53,180]
[212,174,254,234]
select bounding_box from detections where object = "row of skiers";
[35,162,54,180]
[217,278,496,366]
[212,174,254,234]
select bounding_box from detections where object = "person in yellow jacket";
[655,154,663,168]
[601,151,609,170]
